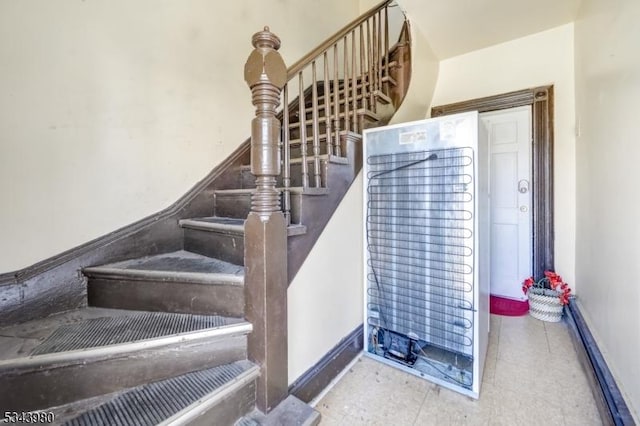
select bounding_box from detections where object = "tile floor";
[315,314,602,425]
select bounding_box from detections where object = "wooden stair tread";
[83,250,244,284]
[315,87,392,106]
[54,361,259,426]
[288,115,331,129]
[214,187,329,196]
[288,110,376,146]
[180,217,307,236]
[382,74,397,86]
[239,154,349,168]
[0,307,249,364]
[288,154,349,165]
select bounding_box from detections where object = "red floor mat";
[490,295,529,316]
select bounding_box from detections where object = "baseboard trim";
[289,325,363,403]
[565,301,636,425]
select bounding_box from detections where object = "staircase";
[0,1,411,424]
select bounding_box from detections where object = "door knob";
[520,206,528,212]
[518,179,529,194]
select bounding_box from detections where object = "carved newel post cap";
[252,26,281,50]
[244,26,287,89]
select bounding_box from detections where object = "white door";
[481,106,532,301]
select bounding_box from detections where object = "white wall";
[431,24,577,289]
[288,2,440,383]
[288,174,364,383]
[0,0,358,272]
[574,0,640,420]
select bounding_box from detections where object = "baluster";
[323,51,333,157]
[343,35,350,133]
[282,84,291,224]
[367,18,375,111]
[377,10,383,94]
[351,29,357,132]
[333,43,341,157]
[372,13,378,95]
[384,5,390,88]
[298,71,309,188]
[359,24,367,112]
[311,61,321,188]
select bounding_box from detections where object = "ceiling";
[398,0,582,59]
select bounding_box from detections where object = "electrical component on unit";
[382,329,417,366]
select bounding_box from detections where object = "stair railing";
[242,1,398,413]
[280,0,395,224]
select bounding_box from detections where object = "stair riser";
[187,380,256,426]
[184,228,245,266]
[0,335,247,411]
[214,193,252,219]
[288,122,328,141]
[289,142,332,160]
[241,161,329,189]
[87,277,244,317]
[288,113,372,138]
[297,99,368,121]
[214,192,307,222]
[290,117,375,144]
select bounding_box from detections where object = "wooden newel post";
[243,27,288,413]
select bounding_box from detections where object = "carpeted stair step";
[57,360,259,426]
[0,308,251,411]
[84,250,244,316]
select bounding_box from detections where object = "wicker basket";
[528,289,564,322]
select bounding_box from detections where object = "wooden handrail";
[286,0,392,79]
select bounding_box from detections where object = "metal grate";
[32,312,237,355]
[235,417,261,426]
[366,147,476,358]
[64,361,253,426]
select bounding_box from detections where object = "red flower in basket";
[522,270,572,306]
[544,270,563,290]
[522,277,535,294]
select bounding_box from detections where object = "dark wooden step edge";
[179,218,307,237]
[288,155,349,166]
[50,364,260,426]
[179,219,245,234]
[0,322,252,371]
[159,365,260,425]
[291,108,379,130]
[310,91,391,112]
[214,187,329,197]
[83,266,244,286]
[239,154,348,172]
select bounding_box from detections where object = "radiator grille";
[64,361,253,426]
[366,147,475,357]
[32,312,238,355]
[235,417,261,426]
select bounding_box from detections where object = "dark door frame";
[431,86,554,280]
